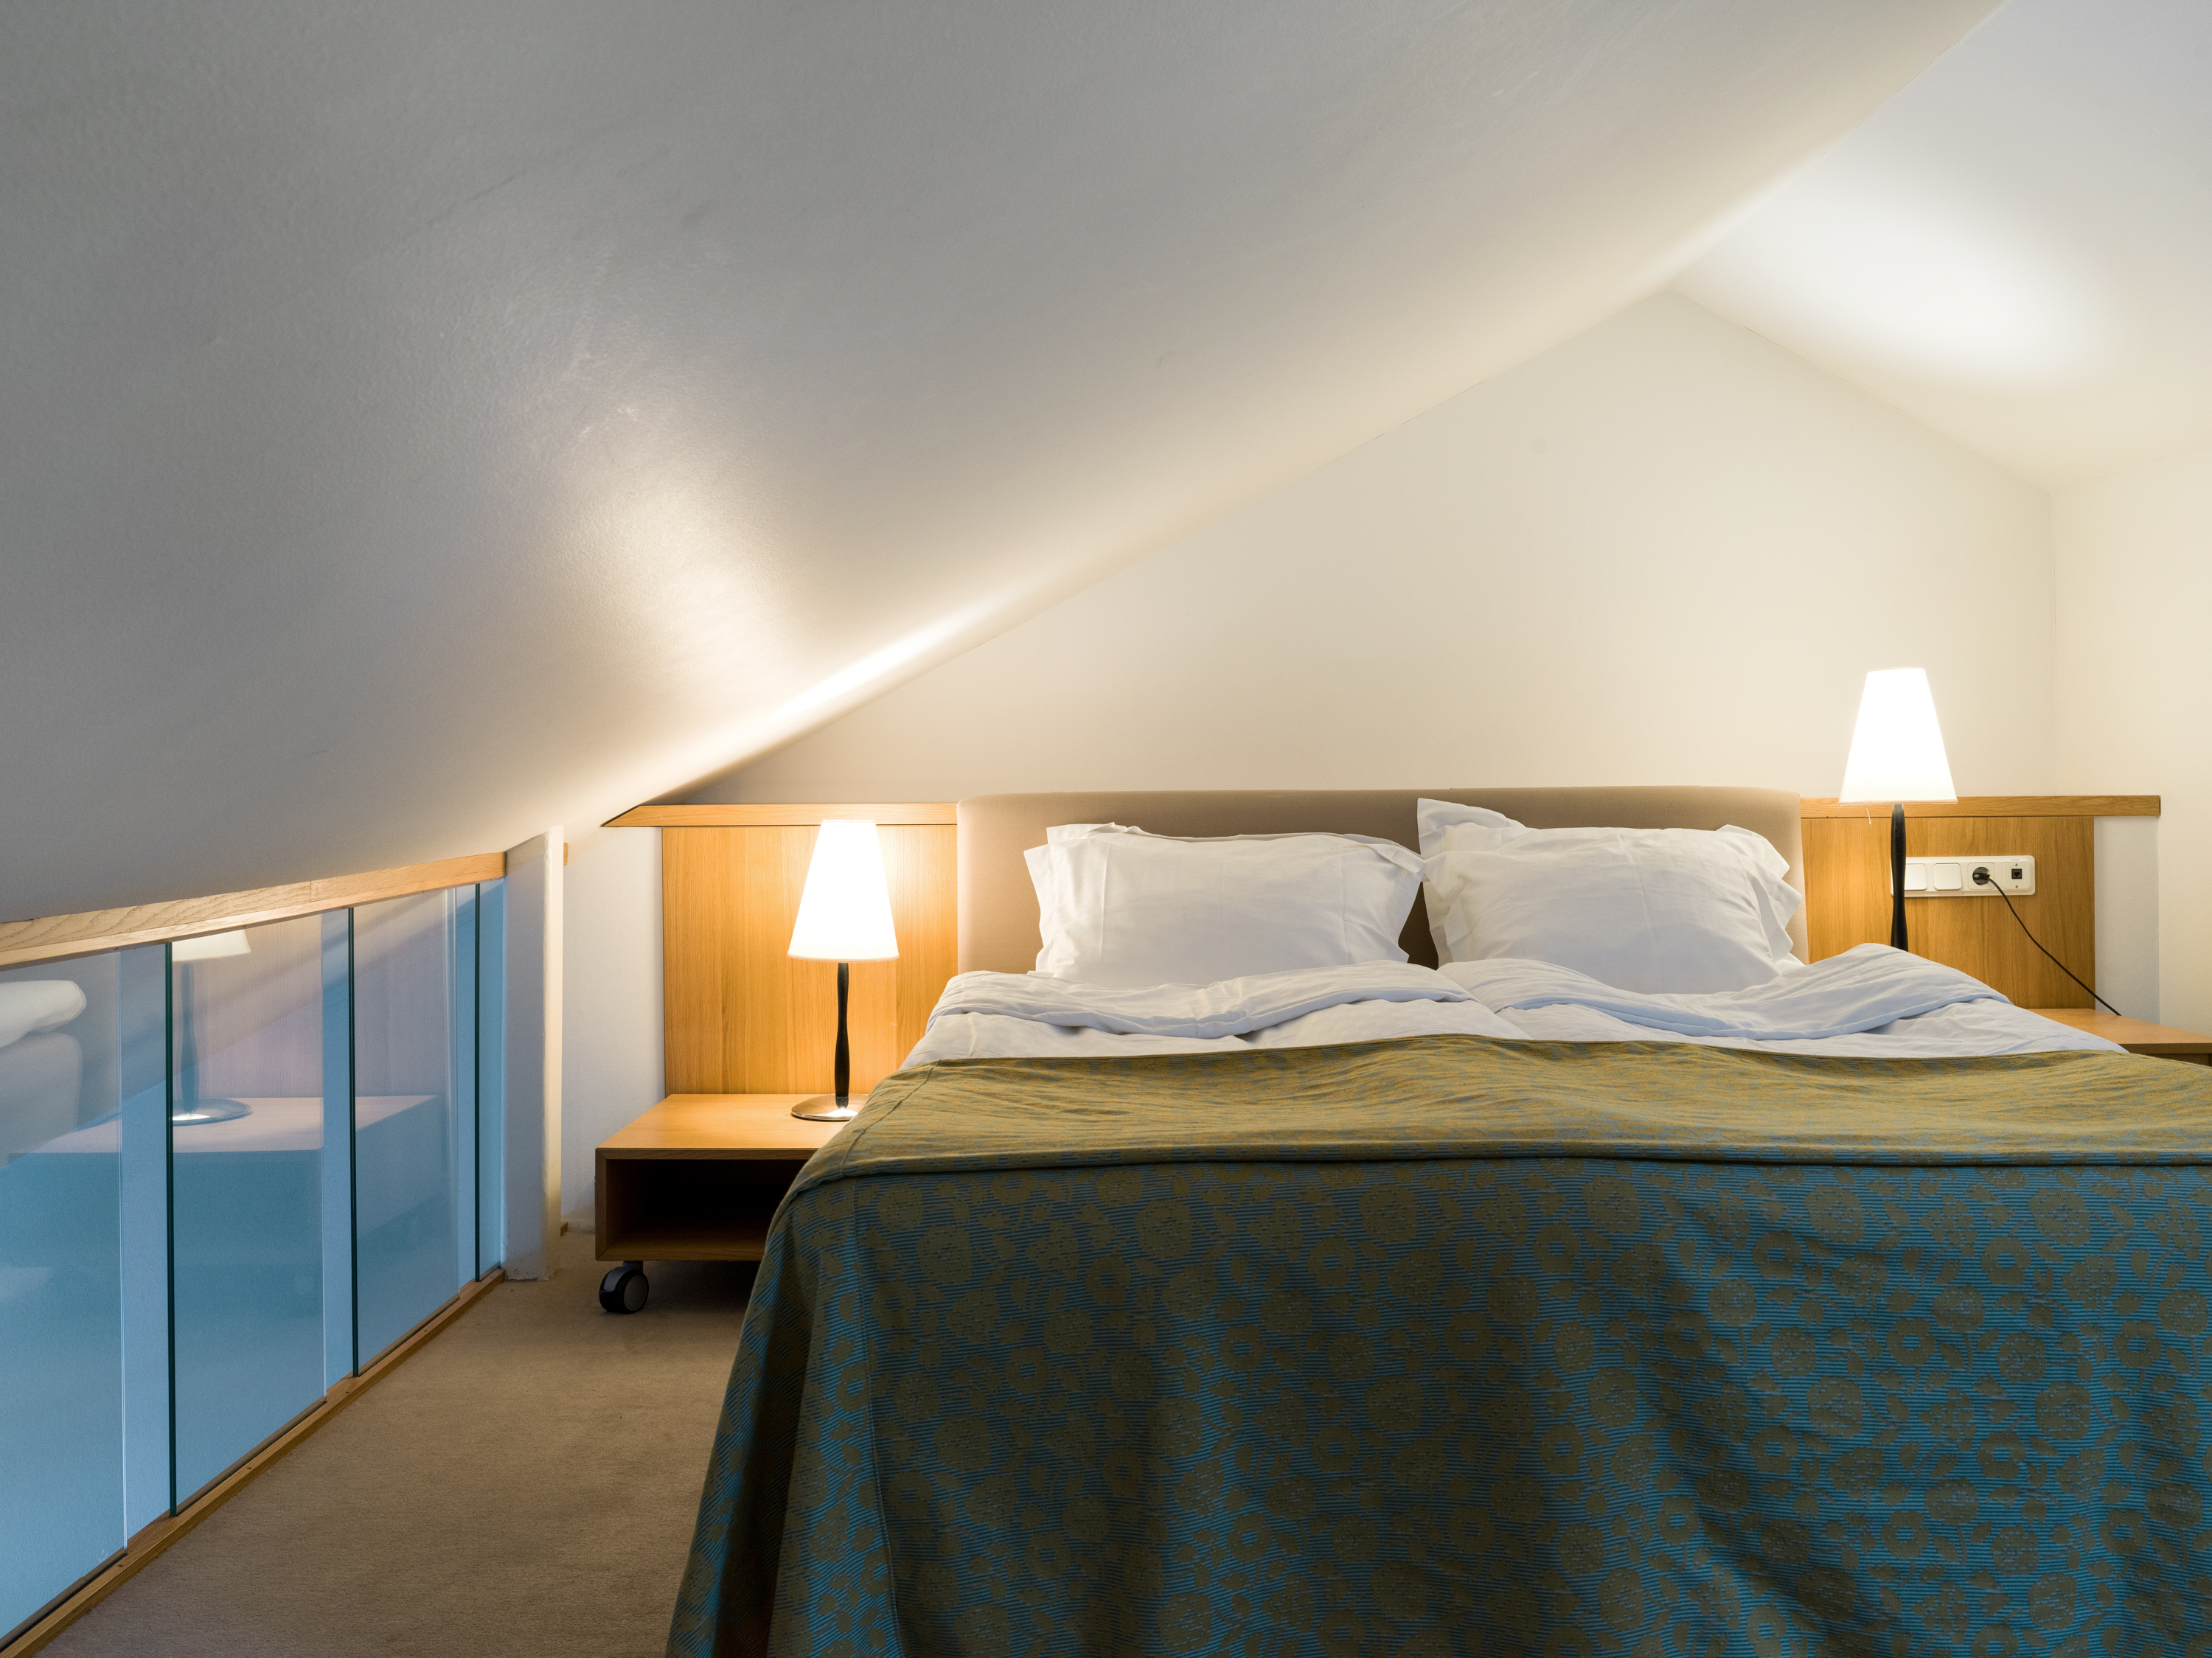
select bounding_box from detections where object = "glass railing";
[0,873,500,1641]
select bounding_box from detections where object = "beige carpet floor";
[48,1232,751,1658]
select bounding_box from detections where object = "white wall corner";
[559,825,665,1230]
[501,828,565,1279]
[2093,816,2161,1023]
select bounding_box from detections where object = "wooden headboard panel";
[956,787,1807,975]
[648,793,2152,1093]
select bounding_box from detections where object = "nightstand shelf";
[2029,1009,2212,1064]
[594,1095,846,1310]
[598,1218,776,1262]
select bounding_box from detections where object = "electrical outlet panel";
[1896,855,2036,896]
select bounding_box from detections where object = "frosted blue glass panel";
[319,913,355,1390]
[171,917,326,1504]
[352,889,470,1362]
[116,946,172,1535]
[451,888,478,1292]
[0,955,123,1638]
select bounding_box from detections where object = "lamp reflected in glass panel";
[170,916,325,1503]
[173,930,253,1124]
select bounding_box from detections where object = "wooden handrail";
[605,802,956,828]
[0,852,507,970]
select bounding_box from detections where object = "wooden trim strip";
[624,798,2160,828]
[0,852,508,970]
[623,799,2157,828]
[1798,795,2159,819]
[0,1269,504,1658]
[605,802,957,829]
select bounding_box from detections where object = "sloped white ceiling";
[1678,0,2212,489]
[0,1,1992,920]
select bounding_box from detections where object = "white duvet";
[1443,944,2121,1057]
[906,963,1521,1063]
[902,948,2121,1066]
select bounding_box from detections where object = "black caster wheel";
[599,1261,649,1314]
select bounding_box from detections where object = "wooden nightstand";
[2029,1010,2212,1064]
[593,1094,845,1312]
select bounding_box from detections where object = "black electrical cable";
[1972,865,2122,1017]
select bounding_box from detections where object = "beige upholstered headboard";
[956,787,1807,974]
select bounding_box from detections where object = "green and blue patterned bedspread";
[669,1034,2212,1657]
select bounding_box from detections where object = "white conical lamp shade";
[1838,669,1957,804]
[787,821,900,961]
[173,928,251,961]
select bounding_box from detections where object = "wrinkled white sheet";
[1441,943,2012,1041]
[928,962,1476,1039]
[1442,943,2121,1057]
[902,948,2123,1067]
[905,964,1523,1064]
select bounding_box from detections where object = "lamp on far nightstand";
[1838,668,1957,954]
[787,820,900,1121]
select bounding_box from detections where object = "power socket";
[1970,857,2036,896]
[1897,856,2036,896]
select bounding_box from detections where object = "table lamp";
[787,820,900,1121]
[1838,668,1956,952]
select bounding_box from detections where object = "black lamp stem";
[1890,801,1908,952]
[177,956,198,1111]
[834,961,849,1106]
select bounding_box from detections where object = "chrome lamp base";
[173,1098,254,1126]
[791,1094,864,1122]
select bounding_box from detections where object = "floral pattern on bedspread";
[668,1039,2212,1658]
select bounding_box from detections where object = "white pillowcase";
[0,980,87,1051]
[1416,801,1801,994]
[1026,823,1424,986]
[1415,798,1520,857]
[1413,800,1531,961]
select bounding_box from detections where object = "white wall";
[2057,444,2212,1028]
[560,826,664,1224]
[501,829,563,1281]
[0,3,1991,930]
[706,294,2056,804]
[2094,816,2162,1023]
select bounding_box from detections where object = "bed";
[668,789,2212,1658]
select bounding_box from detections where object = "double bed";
[667,789,2212,1658]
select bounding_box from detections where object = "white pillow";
[0,979,87,1051]
[1418,807,1801,994]
[1025,823,1424,986]
[1415,798,1519,858]
[1414,800,1522,958]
